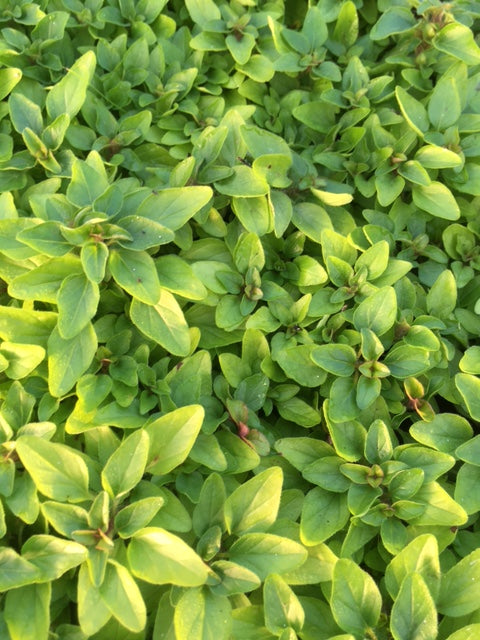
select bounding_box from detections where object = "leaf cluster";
[0,1,480,639]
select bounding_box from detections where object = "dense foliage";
[0,0,480,638]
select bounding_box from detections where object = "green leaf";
[184,0,221,26]
[4,583,51,640]
[102,430,149,500]
[300,487,349,545]
[428,77,461,130]
[127,527,209,586]
[455,434,480,466]
[146,405,204,475]
[0,68,22,101]
[390,573,437,640]
[332,1,358,49]
[330,558,382,636]
[310,344,357,377]
[115,497,165,539]
[395,86,429,137]
[130,291,190,357]
[66,158,109,207]
[426,269,457,319]
[135,187,212,231]
[438,549,480,617]
[21,535,87,581]
[355,241,389,280]
[385,534,440,601]
[411,482,467,527]
[77,563,111,636]
[16,435,90,502]
[109,248,161,304]
[454,463,480,515]
[46,51,96,120]
[156,255,207,301]
[215,165,270,197]
[383,345,430,379]
[238,55,275,82]
[445,626,480,640]
[276,397,321,428]
[47,322,97,397]
[412,182,460,220]
[174,588,232,640]
[433,22,480,65]
[226,32,256,65]
[264,574,305,635]
[274,344,326,388]
[291,203,332,243]
[415,145,463,169]
[9,254,84,303]
[232,196,273,236]
[80,241,109,284]
[0,547,41,590]
[353,286,397,335]
[0,307,56,348]
[14,225,69,264]
[410,413,472,454]
[116,216,174,250]
[370,7,416,40]
[229,533,307,580]
[456,373,480,421]
[192,473,226,537]
[225,467,283,535]
[0,342,45,380]
[57,273,99,339]
[459,346,480,375]
[99,560,146,633]
[397,160,431,186]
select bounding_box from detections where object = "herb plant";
[0,1,480,639]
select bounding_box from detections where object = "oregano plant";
[0,1,479,639]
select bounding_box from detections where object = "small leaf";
[300,487,349,545]
[21,535,87,581]
[130,291,190,357]
[47,323,97,397]
[109,248,161,304]
[385,534,440,600]
[0,547,41,590]
[174,588,232,640]
[0,67,22,101]
[215,165,270,197]
[102,430,149,500]
[438,549,480,617]
[57,273,99,339]
[331,558,382,636]
[395,86,429,137]
[390,573,437,640]
[412,182,460,220]
[46,51,96,120]
[370,7,416,40]
[225,467,283,535]
[263,574,305,634]
[16,435,90,502]
[310,344,357,377]
[433,22,480,65]
[127,527,209,586]
[146,405,204,475]
[428,77,461,130]
[229,533,307,580]
[353,286,397,335]
[4,583,51,640]
[99,560,146,633]
[456,373,480,421]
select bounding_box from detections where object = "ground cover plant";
[0,0,480,638]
